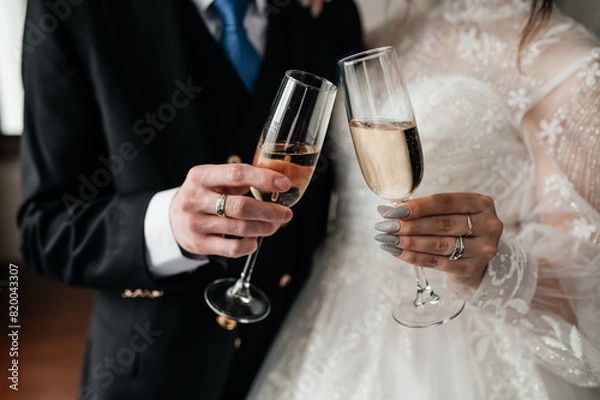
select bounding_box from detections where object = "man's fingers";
[192,235,260,259]
[195,214,287,238]
[209,193,293,223]
[189,164,291,193]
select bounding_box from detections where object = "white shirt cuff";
[144,187,209,278]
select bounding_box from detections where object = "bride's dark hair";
[519,0,554,53]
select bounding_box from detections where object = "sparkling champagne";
[251,143,320,207]
[349,120,423,204]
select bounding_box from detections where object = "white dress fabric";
[248,1,600,399]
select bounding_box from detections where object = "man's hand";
[170,164,293,259]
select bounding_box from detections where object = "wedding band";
[216,194,228,217]
[448,236,465,261]
[465,214,474,237]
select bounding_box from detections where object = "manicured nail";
[383,206,410,219]
[377,205,393,216]
[374,234,399,246]
[380,244,403,255]
[374,220,400,233]
[275,177,291,191]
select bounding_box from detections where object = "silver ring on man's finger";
[448,236,465,261]
[216,194,228,217]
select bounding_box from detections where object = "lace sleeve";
[470,48,600,387]
[470,234,537,325]
[532,49,600,211]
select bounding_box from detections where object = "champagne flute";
[338,46,465,328]
[204,70,337,323]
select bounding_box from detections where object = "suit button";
[279,274,292,288]
[227,154,242,164]
[121,289,164,298]
[234,337,242,349]
[216,315,237,331]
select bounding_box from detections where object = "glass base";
[392,286,465,328]
[204,278,271,324]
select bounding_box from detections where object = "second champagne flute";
[339,46,465,328]
[204,70,337,323]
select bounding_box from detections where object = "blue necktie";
[212,0,261,92]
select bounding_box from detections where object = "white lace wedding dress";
[247,1,600,399]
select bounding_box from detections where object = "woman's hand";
[374,193,503,290]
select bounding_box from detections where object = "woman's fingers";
[378,241,489,288]
[376,234,476,258]
[398,249,486,287]
[376,213,481,237]
[377,193,503,242]
[386,192,496,219]
[374,192,504,289]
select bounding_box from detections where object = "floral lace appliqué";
[571,217,598,241]
[542,174,574,206]
[471,234,535,325]
[538,117,564,147]
[577,56,600,87]
[458,27,480,59]
[507,88,531,110]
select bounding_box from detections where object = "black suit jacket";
[18,0,362,399]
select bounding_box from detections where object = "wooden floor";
[0,260,94,400]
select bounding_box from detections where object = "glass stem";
[227,237,264,303]
[413,266,440,308]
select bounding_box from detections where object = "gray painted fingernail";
[380,244,403,255]
[383,206,410,219]
[374,220,400,233]
[374,234,400,245]
[377,205,393,216]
